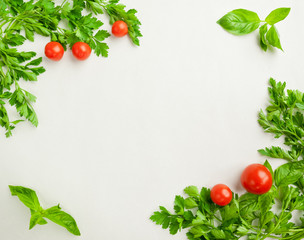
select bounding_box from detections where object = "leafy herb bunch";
[217,8,290,52]
[0,0,142,137]
[151,79,304,240]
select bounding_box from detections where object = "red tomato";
[112,20,128,37]
[241,164,272,195]
[210,184,233,206]
[45,42,64,61]
[72,42,91,61]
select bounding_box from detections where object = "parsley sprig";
[0,0,142,137]
[151,79,304,240]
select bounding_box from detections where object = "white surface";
[1,0,304,239]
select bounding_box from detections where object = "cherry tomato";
[210,184,233,206]
[72,42,91,61]
[241,164,272,195]
[112,20,128,37]
[45,42,64,61]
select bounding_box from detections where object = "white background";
[1,0,304,239]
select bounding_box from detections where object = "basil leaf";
[217,9,261,35]
[45,206,81,236]
[37,217,47,225]
[29,212,45,229]
[10,186,80,236]
[274,161,304,186]
[265,8,291,25]
[30,209,48,225]
[259,24,268,52]
[266,26,283,50]
[9,185,41,211]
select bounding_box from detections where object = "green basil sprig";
[9,186,80,236]
[217,8,290,51]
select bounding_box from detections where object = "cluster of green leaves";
[258,79,304,162]
[151,80,304,239]
[151,161,304,239]
[9,185,80,236]
[217,8,290,52]
[0,0,142,137]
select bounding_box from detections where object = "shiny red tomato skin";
[72,42,91,60]
[241,164,272,195]
[112,21,128,37]
[210,184,233,206]
[45,42,64,61]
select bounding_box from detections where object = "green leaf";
[220,199,239,222]
[260,211,274,227]
[184,198,198,209]
[174,196,184,215]
[239,193,259,221]
[169,219,180,235]
[265,8,291,25]
[211,229,226,239]
[29,212,44,229]
[263,160,274,178]
[184,186,200,197]
[94,30,110,41]
[274,161,304,187]
[189,225,211,238]
[24,91,37,102]
[61,2,72,16]
[258,191,275,214]
[4,34,26,46]
[259,147,295,161]
[259,24,268,52]
[24,27,34,42]
[217,9,261,35]
[9,186,41,211]
[33,26,50,36]
[92,41,109,57]
[150,206,171,229]
[45,205,81,236]
[26,57,43,67]
[87,1,103,14]
[192,210,207,226]
[296,103,304,110]
[266,26,283,50]
[200,187,211,202]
